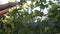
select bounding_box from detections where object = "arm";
[0,2,22,15]
[0,2,21,11]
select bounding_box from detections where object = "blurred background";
[0,0,60,34]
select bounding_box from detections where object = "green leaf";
[49,1,54,5]
[31,3,34,9]
[31,0,35,2]
[45,4,48,8]
[40,0,46,3]
[40,3,45,9]
[35,1,40,7]
[34,10,43,17]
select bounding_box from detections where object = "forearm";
[0,3,9,11]
[0,9,9,15]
